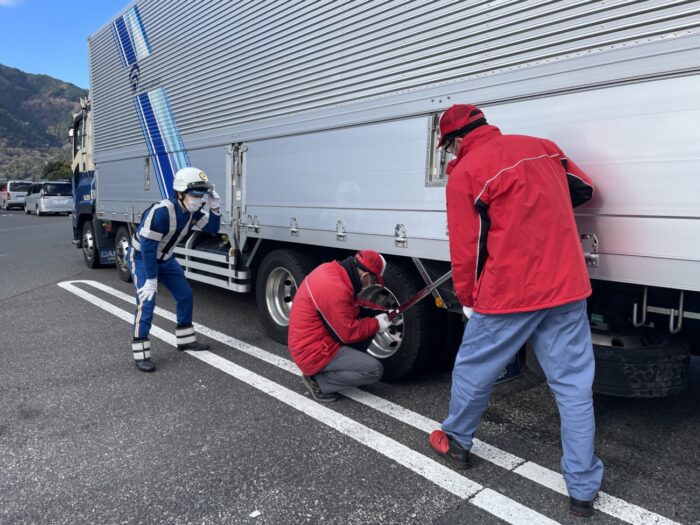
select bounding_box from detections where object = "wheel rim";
[360,285,405,359]
[82,228,94,262]
[265,266,298,327]
[116,235,130,274]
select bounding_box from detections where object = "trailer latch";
[290,217,299,237]
[246,215,260,234]
[395,224,407,248]
[336,220,346,242]
[580,233,599,267]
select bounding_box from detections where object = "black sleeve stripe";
[560,156,593,207]
[474,199,490,282]
[566,173,593,208]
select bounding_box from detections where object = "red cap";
[355,250,387,286]
[436,104,486,148]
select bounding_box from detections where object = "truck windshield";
[43,183,72,196]
[9,182,31,192]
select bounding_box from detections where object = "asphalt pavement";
[1,210,698,525]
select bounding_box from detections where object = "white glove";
[463,306,474,319]
[137,278,158,303]
[208,189,221,211]
[375,313,390,333]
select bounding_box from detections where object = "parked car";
[24,181,73,216]
[0,180,32,210]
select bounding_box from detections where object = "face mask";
[185,196,203,213]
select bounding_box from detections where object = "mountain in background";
[0,63,88,180]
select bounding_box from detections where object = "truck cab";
[69,97,113,267]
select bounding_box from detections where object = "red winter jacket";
[288,261,380,376]
[446,125,594,314]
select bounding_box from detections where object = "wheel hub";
[360,285,404,359]
[265,266,298,327]
[116,236,129,272]
[82,230,94,261]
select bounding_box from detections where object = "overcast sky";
[0,0,131,88]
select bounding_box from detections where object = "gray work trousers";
[314,346,384,394]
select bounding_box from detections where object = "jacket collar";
[339,256,362,296]
[456,124,502,158]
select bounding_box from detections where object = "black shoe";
[132,339,154,372]
[429,430,471,469]
[301,375,338,403]
[570,496,596,518]
[135,358,156,372]
[177,341,209,351]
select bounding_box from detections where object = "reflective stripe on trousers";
[127,247,194,339]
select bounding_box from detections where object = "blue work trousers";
[127,247,193,339]
[442,299,603,500]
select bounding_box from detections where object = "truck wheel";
[114,227,133,282]
[81,221,101,268]
[434,311,466,372]
[360,263,432,381]
[35,205,42,216]
[256,249,318,344]
[593,333,690,398]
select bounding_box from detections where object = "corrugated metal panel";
[90,0,700,153]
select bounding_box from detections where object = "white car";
[0,180,32,210]
[24,181,73,216]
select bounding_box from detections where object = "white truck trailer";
[71,0,699,393]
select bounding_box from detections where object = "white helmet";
[173,167,212,194]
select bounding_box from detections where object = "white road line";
[472,489,560,525]
[75,280,522,470]
[61,280,681,525]
[513,462,677,525]
[57,280,560,525]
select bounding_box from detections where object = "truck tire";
[81,220,101,268]
[256,249,318,344]
[361,262,432,381]
[593,336,690,398]
[525,343,546,380]
[114,227,133,282]
[35,205,42,216]
[433,311,465,372]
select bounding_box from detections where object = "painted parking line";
[60,280,680,525]
[58,279,560,525]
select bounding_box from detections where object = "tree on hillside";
[42,160,71,181]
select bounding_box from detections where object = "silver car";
[24,181,73,216]
[0,180,32,210]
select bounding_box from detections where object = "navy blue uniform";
[127,197,220,351]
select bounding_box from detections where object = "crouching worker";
[128,167,221,372]
[288,250,391,402]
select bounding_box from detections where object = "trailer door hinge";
[395,224,407,248]
[580,233,599,267]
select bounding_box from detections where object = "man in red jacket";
[288,250,391,403]
[429,104,603,518]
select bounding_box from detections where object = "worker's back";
[448,125,593,314]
